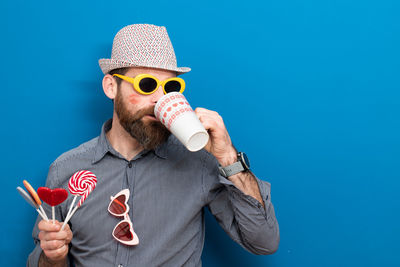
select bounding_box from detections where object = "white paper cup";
[155,92,209,152]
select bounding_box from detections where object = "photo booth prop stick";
[16,186,47,221]
[37,187,68,224]
[22,180,49,221]
[61,170,97,230]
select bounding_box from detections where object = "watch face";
[240,152,250,169]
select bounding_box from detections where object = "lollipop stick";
[52,206,55,224]
[39,205,49,221]
[36,209,47,221]
[61,205,78,231]
[65,195,77,222]
[68,205,79,220]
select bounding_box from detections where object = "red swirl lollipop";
[68,170,97,207]
[62,170,97,230]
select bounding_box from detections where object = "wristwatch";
[218,152,250,178]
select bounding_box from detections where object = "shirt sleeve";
[26,162,71,267]
[202,152,280,255]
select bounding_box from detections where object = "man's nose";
[151,86,164,103]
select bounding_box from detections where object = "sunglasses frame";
[113,74,186,95]
[108,189,139,246]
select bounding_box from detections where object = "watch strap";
[219,161,245,178]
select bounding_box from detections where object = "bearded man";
[28,24,280,267]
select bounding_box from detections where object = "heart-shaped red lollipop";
[37,187,68,206]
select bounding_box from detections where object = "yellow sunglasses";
[113,74,186,95]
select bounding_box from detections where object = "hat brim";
[99,59,191,76]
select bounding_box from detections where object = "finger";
[198,116,217,131]
[39,229,70,242]
[38,220,61,232]
[41,239,66,251]
[195,108,224,125]
[42,243,68,261]
[197,113,225,133]
[39,221,71,241]
[195,107,220,118]
[194,107,208,113]
[61,224,73,244]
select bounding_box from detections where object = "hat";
[99,24,191,75]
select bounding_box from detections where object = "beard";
[115,90,170,150]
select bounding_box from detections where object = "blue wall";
[2,0,399,266]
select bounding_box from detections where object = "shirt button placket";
[121,160,135,266]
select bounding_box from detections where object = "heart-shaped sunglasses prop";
[61,170,97,230]
[37,187,68,224]
[108,189,139,246]
[17,180,49,221]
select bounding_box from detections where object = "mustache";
[135,105,156,119]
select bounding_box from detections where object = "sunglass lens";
[114,221,133,241]
[109,195,126,215]
[139,78,158,93]
[164,80,182,93]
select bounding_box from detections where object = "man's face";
[114,67,176,149]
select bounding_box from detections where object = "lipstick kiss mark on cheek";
[128,94,141,104]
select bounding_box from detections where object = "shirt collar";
[92,119,114,164]
[154,137,168,159]
[92,119,169,164]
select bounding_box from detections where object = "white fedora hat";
[99,24,191,75]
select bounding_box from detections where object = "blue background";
[2,0,399,266]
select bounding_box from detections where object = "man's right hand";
[38,220,72,266]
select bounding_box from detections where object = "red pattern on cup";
[167,107,193,129]
[155,93,194,130]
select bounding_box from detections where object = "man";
[28,24,279,267]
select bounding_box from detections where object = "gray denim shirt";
[27,119,279,267]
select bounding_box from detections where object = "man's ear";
[102,74,118,99]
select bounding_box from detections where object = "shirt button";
[128,162,132,168]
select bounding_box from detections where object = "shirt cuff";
[217,172,271,217]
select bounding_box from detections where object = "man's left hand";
[195,108,237,167]
[195,107,265,206]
